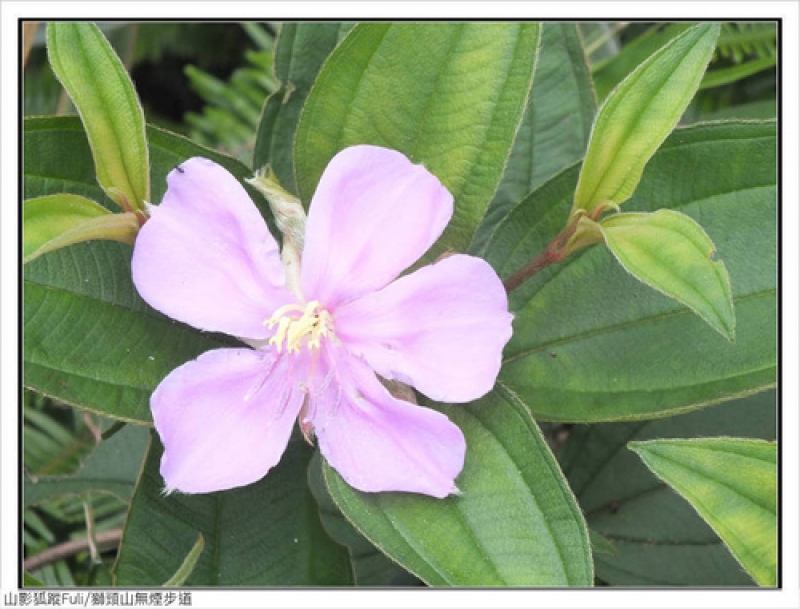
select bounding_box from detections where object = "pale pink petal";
[335,254,513,403]
[309,345,465,498]
[132,158,290,339]
[300,145,453,308]
[152,348,304,493]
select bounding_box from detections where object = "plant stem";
[24,528,123,572]
[502,248,557,294]
[502,218,584,293]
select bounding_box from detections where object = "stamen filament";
[263,300,335,354]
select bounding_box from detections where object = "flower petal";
[335,254,513,403]
[311,346,465,498]
[301,145,453,308]
[152,348,304,494]
[132,158,289,339]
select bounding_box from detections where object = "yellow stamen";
[264,300,334,354]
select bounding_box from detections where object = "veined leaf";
[561,390,776,585]
[598,209,735,341]
[308,451,413,586]
[573,23,720,214]
[294,22,540,259]
[253,22,354,190]
[324,387,593,586]
[471,22,596,255]
[629,438,777,586]
[47,23,149,211]
[487,120,776,422]
[114,438,353,586]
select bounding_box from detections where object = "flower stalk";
[247,167,307,300]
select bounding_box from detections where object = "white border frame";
[3,3,798,608]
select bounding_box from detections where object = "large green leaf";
[560,390,776,585]
[114,437,353,586]
[308,451,416,586]
[324,387,593,586]
[294,22,540,258]
[23,116,268,423]
[488,120,776,422]
[24,424,149,506]
[573,23,719,214]
[23,116,113,206]
[598,209,735,341]
[253,22,353,189]
[629,438,777,586]
[471,22,596,254]
[47,23,149,211]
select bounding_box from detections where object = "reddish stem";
[502,218,581,294]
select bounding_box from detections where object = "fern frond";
[24,393,98,477]
[184,24,279,164]
[716,22,777,63]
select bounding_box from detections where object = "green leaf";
[700,55,777,90]
[23,394,97,476]
[46,23,149,211]
[692,99,776,123]
[628,437,777,586]
[308,451,414,586]
[471,22,596,254]
[23,116,265,423]
[561,389,776,585]
[24,116,114,205]
[591,23,693,102]
[324,387,593,586]
[598,209,735,340]
[24,194,139,263]
[489,120,775,422]
[294,22,540,259]
[573,23,720,214]
[23,572,45,587]
[114,437,353,586]
[163,533,205,587]
[589,529,616,556]
[253,22,354,189]
[25,424,149,506]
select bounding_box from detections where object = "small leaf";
[573,23,720,214]
[628,438,777,586]
[24,194,139,263]
[163,534,204,587]
[47,22,149,211]
[324,387,593,586]
[598,209,735,341]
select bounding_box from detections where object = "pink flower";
[131,146,513,498]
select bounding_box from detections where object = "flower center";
[264,300,334,354]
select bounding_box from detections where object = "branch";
[24,528,123,572]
